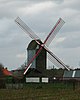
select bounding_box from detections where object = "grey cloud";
[0,0,64,19]
[0,0,80,69]
[53,0,64,4]
[54,32,80,48]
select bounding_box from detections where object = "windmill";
[15,17,70,75]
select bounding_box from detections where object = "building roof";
[75,70,80,77]
[27,39,42,50]
[63,70,73,78]
[2,68,12,76]
[25,68,64,78]
[63,70,80,78]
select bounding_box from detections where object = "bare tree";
[0,63,4,70]
[0,63,4,77]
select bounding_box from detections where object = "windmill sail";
[43,46,70,70]
[15,17,40,40]
[24,63,32,75]
[44,18,65,46]
[15,17,70,75]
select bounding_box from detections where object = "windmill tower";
[27,40,47,72]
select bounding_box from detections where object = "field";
[0,83,80,100]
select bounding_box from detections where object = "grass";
[0,83,80,100]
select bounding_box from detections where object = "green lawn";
[0,83,80,100]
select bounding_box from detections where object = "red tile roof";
[2,68,12,76]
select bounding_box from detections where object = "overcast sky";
[0,0,80,70]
